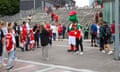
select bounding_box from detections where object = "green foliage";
[95,0,103,5]
[0,0,20,16]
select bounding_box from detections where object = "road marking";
[54,45,94,49]
[54,45,69,47]
[16,59,97,72]
[12,65,34,71]
[64,71,72,72]
[35,67,55,72]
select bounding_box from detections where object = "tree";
[0,0,20,16]
[95,0,102,5]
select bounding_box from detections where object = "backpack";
[103,25,111,37]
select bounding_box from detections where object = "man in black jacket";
[40,24,49,60]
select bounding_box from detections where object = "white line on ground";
[12,65,35,71]
[54,45,69,47]
[35,67,55,72]
[54,39,91,42]
[15,59,97,72]
[54,45,94,49]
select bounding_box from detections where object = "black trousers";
[0,45,3,56]
[76,38,83,52]
[15,36,19,47]
[100,37,104,51]
[49,36,52,46]
[34,34,39,47]
[84,32,89,39]
[91,33,97,45]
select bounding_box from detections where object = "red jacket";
[58,24,63,33]
[68,30,75,37]
[111,23,115,34]
[51,12,55,17]
[74,30,82,39]
[54,15,59,22]
[6,33,13,52]
[22,25,27,36]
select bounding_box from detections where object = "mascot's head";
[68,10,78,23]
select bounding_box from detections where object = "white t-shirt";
[11,34,16,51]
[28,16,32,20]
[97,25,100,37]
[51,25,57,33]
[2,27,8,36]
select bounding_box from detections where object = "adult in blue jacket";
[90,23,98,47]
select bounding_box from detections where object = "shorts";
[104,37,111,44]
[30,40,35,44]
[58,32,62,36]
[68,36,76,45]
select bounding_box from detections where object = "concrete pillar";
[110,0,113,24]
[114,0,120,60]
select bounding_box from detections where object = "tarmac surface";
[0,39,120,72]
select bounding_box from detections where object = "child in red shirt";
[29,29,35,50]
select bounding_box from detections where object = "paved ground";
[0,39,120,72]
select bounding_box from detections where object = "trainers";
[7,66,14,70]
[101,50,106,53]
[91,44,93,47]
[2,63,6,66]
[107,51,113,55]
[80,52,84,55]
[94,45,98,47]
[67,49,73,52]
[74,51,79,55]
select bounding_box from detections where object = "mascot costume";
[67,10,83,52]
[67,10,78,52]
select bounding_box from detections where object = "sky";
[74,0,90,7]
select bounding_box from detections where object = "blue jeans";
[7,50,14,68]
[53,33,56,41]
[13,50,17,60]
[112,34,115,42]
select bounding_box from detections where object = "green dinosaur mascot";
[67,10,83,52]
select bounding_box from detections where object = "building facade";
[20,0,74,10]
[103,0,120,24]
[20,0,42,10]
[89,0,94,8]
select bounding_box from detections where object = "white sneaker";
[80,52,84,55]
[101,50,106,54]
[0,63,5,68]
[13,57,18,61]
[74,51,79,55]
[107,51,113,55]
[2,63,6,66]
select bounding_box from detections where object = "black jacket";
[40,29,49,46]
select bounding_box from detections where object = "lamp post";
[34,0,35,9]
[44,0,45,9]
[42,0,46,10]
[114,0,120,60]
